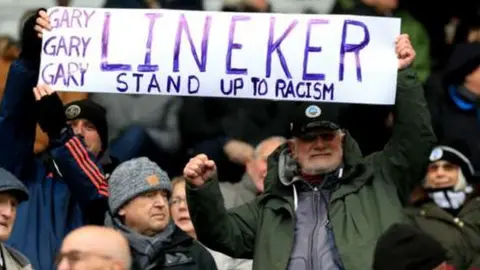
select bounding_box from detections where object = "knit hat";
[108,157,171,214]
[64,100,108,152]
[373,223,447,270]
[428,140,475,184]
[0,168,29,203]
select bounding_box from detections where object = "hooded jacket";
[425,43,480,172]
[186,68,436,269]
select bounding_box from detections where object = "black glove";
[19,8,46,69]
[36,93,67,139]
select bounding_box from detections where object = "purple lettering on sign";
[225,15,251,75]
[40,62,88,87]
[49,8,95,28]
[116,73,128,92]
[266,17,298,79]
[173,14,212,73]
[138,13,162,72]
[302,19,329,81]
[43,36,91,57]
[101,12,132,72]
[339,20,370,82]
[147,74,161,92]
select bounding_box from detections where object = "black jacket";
[135,228,218,270]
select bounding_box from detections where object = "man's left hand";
[34,84,67,138]
[396,34,416,70]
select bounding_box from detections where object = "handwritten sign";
[38,7,401,104]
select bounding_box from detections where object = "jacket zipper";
[310,186,320,270]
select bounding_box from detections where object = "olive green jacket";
[186,68,436,270]
[405,197,480,269]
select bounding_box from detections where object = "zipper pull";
[326,219,332,229]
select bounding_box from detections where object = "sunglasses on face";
[299,131,337,142]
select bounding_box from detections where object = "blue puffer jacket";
[0,59,109,270]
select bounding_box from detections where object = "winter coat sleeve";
[186,177,259,259]
[366,68,436,203]
[49,129,109,224]
[192,241,218,270]
[0,59,38,179]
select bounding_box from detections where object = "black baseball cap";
[289,102,342,138]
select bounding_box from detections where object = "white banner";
[38,7,401,104]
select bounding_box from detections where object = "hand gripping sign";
[38,7,400,105]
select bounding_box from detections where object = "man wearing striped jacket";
[0,10,109,270]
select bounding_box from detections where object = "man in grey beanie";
[105,157,217,270]
[0,168,32,269]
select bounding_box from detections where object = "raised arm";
[0,10,46,178]
[184,154,258,258]
[33,84,108,224]
[366,34,436,201]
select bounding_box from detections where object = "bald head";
[254,136,286,160]
[58,226,131,270]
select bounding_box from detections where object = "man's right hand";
[183,154,217,187]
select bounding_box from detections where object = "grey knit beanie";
[108,157,171,214]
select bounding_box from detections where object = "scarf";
[105,211,176,270]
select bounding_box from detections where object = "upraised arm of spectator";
[367,34,436,202]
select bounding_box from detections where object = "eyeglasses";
[169,197,186,206]
[299,132,337,142]
[54,250,113,266]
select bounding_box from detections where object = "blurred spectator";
[0,10,110,270]
[373,223,449,270]
[332,0,431,83]
[0,168,32,270]
[90,93,183,176]
[221,0,270,12]
[404,141,480,269]
[56,226,131,270]
[183,36,436,269]
[180,98,292,183]
[105,157,217,270]
[340,104,394,156]
[0,35,19,102]
[179,97,254,182]
[219,136,286,209]
[103,0,203,11]
[170,176,253,270]
[424,43,480,172]
[453,6,480,44]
